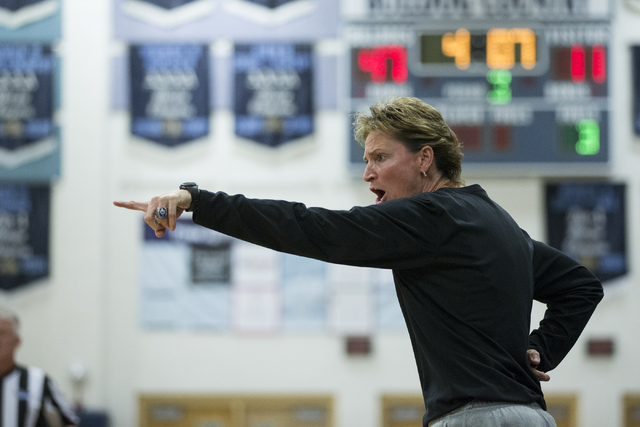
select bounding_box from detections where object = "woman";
[115,97,602,427]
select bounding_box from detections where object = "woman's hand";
[113,189,192,238]
[527,349,551,382]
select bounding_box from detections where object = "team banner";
[0,183,49,291]
[234,43,313,148]
[237,0,308,8]
[126,0,204,10]
[546,182,627,283]
[121,0,215,29]
[0,0,58,30]
[114,0,338,42]
[0,43,58,180]
[224,0,318,26]
[129,44,210,147]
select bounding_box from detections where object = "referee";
[0,309,79,427]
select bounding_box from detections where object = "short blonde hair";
[354,97,464,187]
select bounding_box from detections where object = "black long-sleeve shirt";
[193,184,603,426]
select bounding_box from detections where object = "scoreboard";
[346,19,611,175]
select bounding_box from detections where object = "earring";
[422,171,428,178]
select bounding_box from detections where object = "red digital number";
[357,45,408,84]
[592,44,606,84]
[571,43,606,84]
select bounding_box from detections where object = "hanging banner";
[233,43,313,148]
[0,43,59,180]
[121,0,215,29]
[546,182,627,283]
[113,0,338,42]
[0,183,49,291]
[129,44,210,147]
[230,0,310,8]
[224,0,318,26]
[0,0,58,31]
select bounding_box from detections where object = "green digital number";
[576,119,600,155]
[487,70,512,105]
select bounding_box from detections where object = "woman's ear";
[419,145,435,171]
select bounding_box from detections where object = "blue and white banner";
[0,183,49,291]
[234,43,313,148]
[114,0,338,42]
[129,44,210,147]
[0,44,58,180]
[546,182,627,283]
[121,0,215,29]
[224,0,318,26]
[238,0,308,8]
[0,0,58,30]
[134,0,200,9]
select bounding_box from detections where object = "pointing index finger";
[113,200,149,212]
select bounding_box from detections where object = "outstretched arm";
[528,239,604,373]
[113,189,191,238]
[190,190,440,268]
[117,188,439,268]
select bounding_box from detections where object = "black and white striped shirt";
[0,366,79,427]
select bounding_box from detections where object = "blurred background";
[0,0,638,426]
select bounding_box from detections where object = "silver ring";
[156,207,167,218]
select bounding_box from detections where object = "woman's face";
[363,131,426,204]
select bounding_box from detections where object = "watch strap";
[179,182,200,212]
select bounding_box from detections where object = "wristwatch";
[179,182,200,212]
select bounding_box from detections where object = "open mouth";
[371,188,386,204]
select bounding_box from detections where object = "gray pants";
[429,402,558,427]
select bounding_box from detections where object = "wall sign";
[139,220,406,333]
[121,0,215,29]
[233,43,313,148]
[129,44,210,147]
[546,182,627,283]
[140,219,232,329]
[0,183,49,291]
[114,0,338,42]
[0,0,58,30]
[224,0,318,26]
[0,43,59,180]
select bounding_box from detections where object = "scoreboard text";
[347,22,610,172]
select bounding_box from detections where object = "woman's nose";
[363,164,374,182]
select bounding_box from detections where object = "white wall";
[1,0,639,426]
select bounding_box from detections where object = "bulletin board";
[139,219,406,333]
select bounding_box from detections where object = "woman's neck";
[425,171,461,192]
